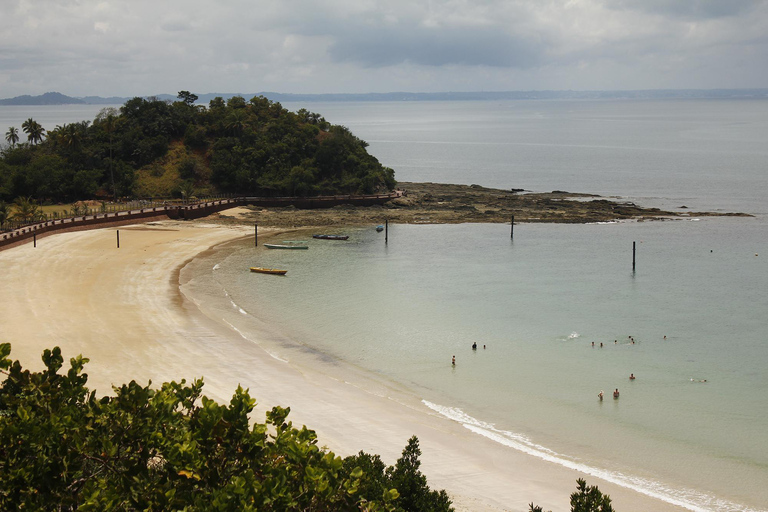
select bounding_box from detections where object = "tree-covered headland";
[1,92,396,204]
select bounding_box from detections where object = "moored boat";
[250,267,287,275]
[376,225,384,232]
[312,234,349,240]
[264,243,309,250]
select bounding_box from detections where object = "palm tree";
[11,196,43,223]
[179,182,196,204]
[0,201,8,230]
[5,126,19,147]
[22,118,45,145]
[29,122,46,145]
[226,110,248,136]
[103,113,117,201]
[21,118,34,141]
[58,123,85,151]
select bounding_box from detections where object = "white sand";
[0,221,687,512]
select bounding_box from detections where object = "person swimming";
[629,373,636,380]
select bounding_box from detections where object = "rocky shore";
[209,182,749,227]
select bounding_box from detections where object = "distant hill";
[3,89,768,106]
[79,96,135,105]
[0,92,86,105]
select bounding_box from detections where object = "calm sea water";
[4,100,768,511]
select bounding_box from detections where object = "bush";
[0,344,449,511]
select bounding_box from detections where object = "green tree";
[4,126,19,147]
[179,181,196,204]
[226,109,248,136]
[529,478,615,512]
[177,90,199,106]
[344,436,453,512]
[0,344,454,511]
[0,201,8,228]
[10,196,43,223]
[101,110,119,201]
[21,118,45,145]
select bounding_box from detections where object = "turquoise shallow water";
[199,217,768,512]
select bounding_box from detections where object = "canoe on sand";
[264,244,308,250]
[250,267,287,275]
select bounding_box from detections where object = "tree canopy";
[0,93,395,204]
[0,344,448,511]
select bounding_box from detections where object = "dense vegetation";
[0,344,448,511]
[0,343,616,511]
[0,92,395,204]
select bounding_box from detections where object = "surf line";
[421,400,755,512]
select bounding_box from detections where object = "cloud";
[328,23,545,68]
[607,0,759,20]
[1,0,768,96]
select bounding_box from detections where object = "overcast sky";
[2,0,767,97]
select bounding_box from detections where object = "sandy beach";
[0,221,689,512]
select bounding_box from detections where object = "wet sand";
[0,221,687,512]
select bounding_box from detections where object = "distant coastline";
[3,88,768,106]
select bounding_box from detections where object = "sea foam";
[421,400,759,512]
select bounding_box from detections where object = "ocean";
[3,99,768,511]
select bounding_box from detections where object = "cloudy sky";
[2,0,767,97]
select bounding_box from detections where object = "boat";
[312,234,349,240]
[250,267,287,275]
[282,240,308,243]
[263,243,309,250]
[376,225,384,232]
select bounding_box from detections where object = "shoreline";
[0,221,691,512]
[204,182,751,230]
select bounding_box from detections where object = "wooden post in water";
[385,219,388,244]
[511,215,514,239]
[632,241,636,272]
[117,230,120,249]
[33,234,36,247]
[255,223,258,246]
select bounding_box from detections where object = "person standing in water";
[613,388,620,399]
[451,355,455,366]
[598,390,604,401]
[472,342,477,350]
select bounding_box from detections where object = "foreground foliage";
[530,478,615,512]
[0,344,450,511]
[0,343,614,511]
[0,92,395,203]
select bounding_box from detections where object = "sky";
[1,0,767,97]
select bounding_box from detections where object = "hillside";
[0,92,395,203]
[0,92,86,106]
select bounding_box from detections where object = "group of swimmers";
[597,389,622,400]
[452,342,487,366]
[592,335,652,348]
[598,373,637,401]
